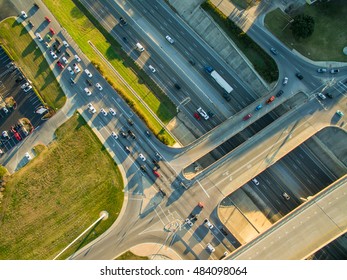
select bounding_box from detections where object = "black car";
[326,92,333,99]
[33,3,39,8]
[128,130,136,139]
[119,17,127,26]
[159,188,166,197]
[189,58,196,65]
[120,130,127,138]
[28,20,34,27]
[15,74,24,83]
[152,160,160,169]
[65,50,71,57]
[174,83,181,90]
[207,111,215,117]
[145,130,151,137]
[140,165,147,172]
[124,146,131,153]
[55,38,61,46]
[86,79,93,86]
[127,118,134,126]
[220,227,228,236]
[296,73,303,80]
[276,90,284,97]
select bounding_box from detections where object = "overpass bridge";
[228,176,347,260]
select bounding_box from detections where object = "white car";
[109,108,116,116]
[282,77,288,85]
[206,243,215,253]
[252,178,259,186]
[73,64,80,73]
[50,50,57,59]
[204,218,214,229]
[185,218,193,227]
[317,92,326,100]
[197,107,209,120]
[23,85,32,93]
[84,88,92,96]
[21,11,28,19]
[165,35,174,44]
[21,82,30,89]
[87,103,96,113]
[24,152,31,160]
[67,66,74,75]
[62,56,68,64]
[139,153,146,161]
[35,33,43,41]
[84,69,92,78]
[74,54,81,62]
[44,42,50,48]
[148,65,156,73]
[100,108,107,116]
[111,131,118,140]
[63,40,69,47]
[96,83,103,91]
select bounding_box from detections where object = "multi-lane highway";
[4,0,347,260]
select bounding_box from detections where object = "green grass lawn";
[116,251,149,260]
[0,113,124,259]
[42,0,175,145]
[265,1,347,62]
[0,18,66,110]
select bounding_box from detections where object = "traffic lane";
[132,0,257,100]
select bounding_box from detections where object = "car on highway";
[74,54,81,62]
[270,47,278,55]
[317,92,326,100]
[57,61,64,69]
[165,35,174,44]
[330,69,339,74]
[109,108,116,116]
[282,77,288,85]
[111,131,118,140]
[152,170,160,178]
[35,33,43,41]
[139,153,146,161]
[124,146,131,153]
[266,96,275,104]
[119,17,127,26]
[252,178,259,186]
[24,152,32,160]
[255,104,263,111]
[197,107,209,120]
[23,85,32,93]
[84,69,92,78]
[296,73,304,80]
[73,63,81,73]
[204,218,214,229]
[336,110,344,117]
[193,112,200,120]
[84,88,92,96]
[96,83,103,91]
[100,108,107,116]
[243,113,252,120]
[87,103,96,113]
[317,68,327,73]
[21,11,28,19]
[62,56,68,64]
[148,65,156,73]
[206,243,215,253]
[67,66,74,75]
[45,16,51,23]
[63,40,69,47]
[282,192,291,200]
[276,90,284,97]
[49,28,55,35]
[49,50,57,59]
[185,218,193,227]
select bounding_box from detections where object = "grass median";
[265,1,347,62]
[0,18,66,110]
[0,113,124,259]
[43,0,176,145]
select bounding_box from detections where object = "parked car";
[330,69,339,74]
[139,153,146,161]
[109,108,116,116]
[49,28,55,35]
[74,54,81,62]
[282,77,288,85]
[73,63,81,73]
[35,33,43,41]
[84,88,92,96]
[63,40,69,47]
[185,218,193,227]
[148,65,156,73]
[56,61,64,69]
[62,56,68,64]
[317,92,326,100]
[197,107,209,120]
[84,69,92,78]
[111,132,118,140]
[45,16,51,23]
[296,73,304,80]
[193,112,201,120]
[100,108,107,116]
[96,83,103,91]
[23,85,32,93]
[204,218,214,229]
[252,178,259,186]
[87,103,96,113]
[119,17,127,26]
[270,47,278,55]
[336,110,344,117]
[153,169,160,178]
[24,152,31,160]
[49,50,57,59]
[282,192,291,200]
[67,66,74,75]
[325,92,333,99]
[21,11,28,19]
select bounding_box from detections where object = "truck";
[205,66,233,101]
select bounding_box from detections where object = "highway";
[4,0,347,260]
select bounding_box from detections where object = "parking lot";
[0,46,45,154]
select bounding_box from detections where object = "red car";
[266,96,275,104]
[193,112,201,120]
[45,16,51,23]
[57,61,64,69]
[153,170,160,178]
[243,113,252,120]
[49,28,55,35]
[14,132,22,141]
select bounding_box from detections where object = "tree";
[290,14,315,39]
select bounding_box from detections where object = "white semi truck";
[205,66,233,101]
